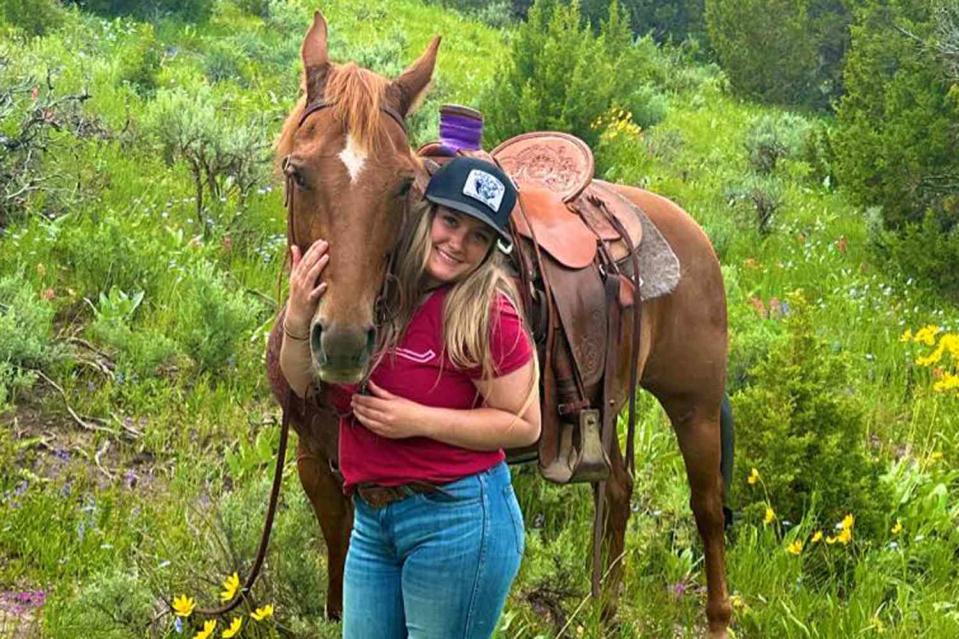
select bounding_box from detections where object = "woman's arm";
[350,360,541,451]
[278,239,329,398]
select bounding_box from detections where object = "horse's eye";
[285,162,309,190]
[395,178,414,198]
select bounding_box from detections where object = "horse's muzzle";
[311,320,375,383]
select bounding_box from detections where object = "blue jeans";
[342,461,525,639]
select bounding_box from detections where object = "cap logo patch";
[462,169,505,212]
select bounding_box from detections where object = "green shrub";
[44,568,154,639]
[514,0,707,42]
[86,287,178,378]
[55,212,170,302]
[743,113,811,175]
[724,174,784,235]
[0,275,58,406]
[144,86,270,233]
[482,0,668,147]
[164,260,259,373]
[872,209,959,300]
[731,292,888,539]
[233,0,271,19]
[66,0,214,22]
[115,23,162,96]
[834,0,959,296]
[0,0,65,36]
[705,0,851,110]
[428,0,517,28]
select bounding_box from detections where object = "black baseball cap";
[424,157,517,250]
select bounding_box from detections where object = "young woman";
[279,157,541,638]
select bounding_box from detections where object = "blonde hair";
[375,205,539,408]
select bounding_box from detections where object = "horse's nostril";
[311,321,324,356]
[365,326,376,354]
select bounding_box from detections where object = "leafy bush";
[731,292,888,539]
[115,23,163,96]
[44,568,154,638]
[86,287,178,378]
[513,0,707,41]
[705,0,851,110]
[871,209,959,299]
[164,260,259,373]
[55,212,170,302]
[834,0,959,296]
[427,0,517,28]
[66,0,214,22]
[144,86,270,233]
[0,275,58,406]
[0,64,92,226]
[725,174,784,235]
[481,0,668,147]
[743,113,811,175]
[0,0,65,36]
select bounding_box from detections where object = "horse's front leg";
[598,441,634,620]
[671,401,731,638]
[295,437,352,621]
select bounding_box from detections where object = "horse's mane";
[276,63,391,168]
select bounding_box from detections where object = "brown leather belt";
[355,481,442,509]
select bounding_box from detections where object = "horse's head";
[278,12,438,383]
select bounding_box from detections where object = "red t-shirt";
[329,286,533,492]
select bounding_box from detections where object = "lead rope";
[195,387,293,616]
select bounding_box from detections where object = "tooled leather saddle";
[418,131,644,487]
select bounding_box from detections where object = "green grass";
[1,0,958,637]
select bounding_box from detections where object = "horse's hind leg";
[296,439,352,621]
[667,397,731,638]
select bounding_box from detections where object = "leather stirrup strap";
[595,200,643,478]
[196,387,292,615]
[591,273,623,598]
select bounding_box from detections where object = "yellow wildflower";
[194,620,217,639]
[825,535,838,544]
[891,519,903,535]
[811,530,823,543]
[786,540,803,555]
[899,328,913,342]
[914,324,941,346]
[747,468,760,485]
[763,506,776,525]
[251,604,274,621]
[729,594,747,610]
[172,594,196,618]
[933,373,959,392]
[837,527,853,545]
[841,513,855,531]
[916,343,945,367]
[929,451,944,462]
[222,616,243,638]
[220,572,241,603]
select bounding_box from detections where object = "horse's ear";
[389,35,441,117]
[302,11,330,103]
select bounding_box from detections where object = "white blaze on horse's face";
[338,133,367,183]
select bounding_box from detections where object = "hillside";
[1,1,957,637]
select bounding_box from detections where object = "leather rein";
[191,99,411,618]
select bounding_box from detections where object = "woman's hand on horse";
[287,240,330,333]
[351,381,428,439]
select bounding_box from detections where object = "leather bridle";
[282,98,418,356]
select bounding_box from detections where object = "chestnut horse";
[265,11,731,638]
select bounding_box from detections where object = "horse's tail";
[720,392,735,528]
